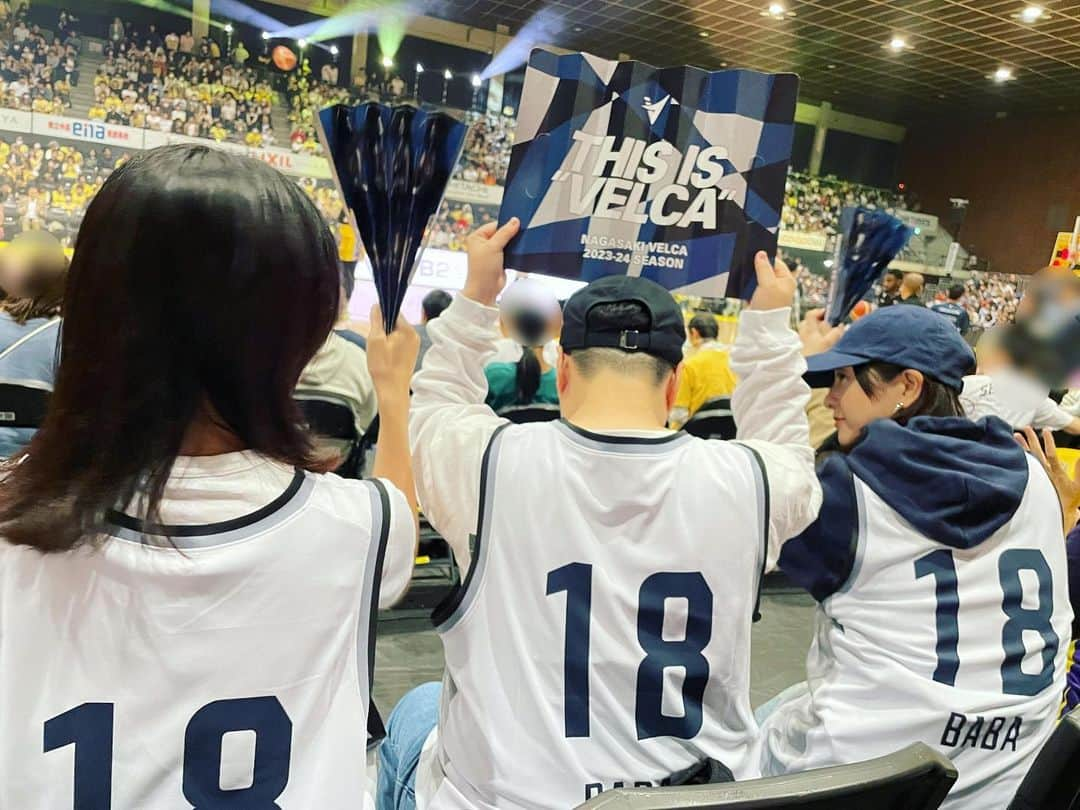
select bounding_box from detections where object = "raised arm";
[409,219,521,572]
[365,308,421,605]
[730,252,824,565]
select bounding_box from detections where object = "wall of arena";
[901,112,1080,275]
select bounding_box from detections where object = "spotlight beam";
[481,6,565,80]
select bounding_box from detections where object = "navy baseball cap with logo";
[805,305,975,390]
[560,275,686,367]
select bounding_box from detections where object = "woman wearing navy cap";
[759,305,1072,809]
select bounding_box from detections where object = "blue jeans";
[377,682,442,810]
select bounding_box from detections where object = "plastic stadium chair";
[575,743,956,809]
[1007,706,1080,810]
[497,403,562,423]
[682,397,736,440]
[0,380,51,429]
[295,392,363,478]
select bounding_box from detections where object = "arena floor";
[373,591,817,712]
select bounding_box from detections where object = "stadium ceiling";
[439,0,1080,123]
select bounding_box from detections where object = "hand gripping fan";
[825,206,914,326]
[319,101,468,331]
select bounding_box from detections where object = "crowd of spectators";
[0,133,126,246]
[426,201,498,252]
[960,272,1021,328]
[91,23,276,146]
[285,71,353,155]
[0,5,80,114]
[781,172,906,235]
[0,134,349,249]
[457,114,513,185]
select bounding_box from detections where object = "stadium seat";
[574,743,957,809]
[682,397,736,440]
[295,392,363,478]
[1007,706,1080,810]
[0,380,52,429]
[497,403,561,423]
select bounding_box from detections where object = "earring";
[894,402,905,413]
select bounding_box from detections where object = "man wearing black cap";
[376,218,822,810]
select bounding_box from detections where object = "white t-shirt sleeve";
[373,478,416,609]
[1032,397,1074,432]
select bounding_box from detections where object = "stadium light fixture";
[1020,5,1044,23]
[224,23,233,34]
[381,55,393,68]
[888,36,908,52]
[330,45,339,56]
[444,68,453,80]
[298,38,307,49]
[992,66,1015,82]
[416,62,424,73]
[698,31,710,38]
[761,3,795,19]
[261,31,271,40]
[471,74,482,88]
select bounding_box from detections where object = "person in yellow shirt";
[669,312,738,429]
[87,104,106,121]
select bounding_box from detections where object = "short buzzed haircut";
[568,301,676,386]
[948,284,964,301]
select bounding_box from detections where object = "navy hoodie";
[780,415,1030,601]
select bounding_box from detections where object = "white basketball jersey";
[0,464,395,808]
[428,421,769,809]
[760,454,1071,808]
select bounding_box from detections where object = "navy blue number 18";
[44,697,292,809]
[915,548,1058,695]
[547,564,714,741]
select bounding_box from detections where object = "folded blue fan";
[318,102,468,332]
[825,207,914,326]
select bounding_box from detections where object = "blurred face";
[824,365,922,446]
[0,252,32,297]
[882,274,900,294]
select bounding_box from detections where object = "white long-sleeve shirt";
[409,295,822,574]
[408,295,822,809]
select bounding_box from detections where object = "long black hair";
[0,145,341,551]
[511,308,549,405]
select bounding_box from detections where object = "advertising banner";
[31,114,143,149]
[445,178,504,206]
[0,111,333,179]
[142,130,332,178]
[498,49,799,298]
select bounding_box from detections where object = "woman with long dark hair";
[759,305,1071,808]
[484,278,560,414]
[0,145,419,807]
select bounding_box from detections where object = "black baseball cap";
[560,275,686,367]
[805,304,975,391]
